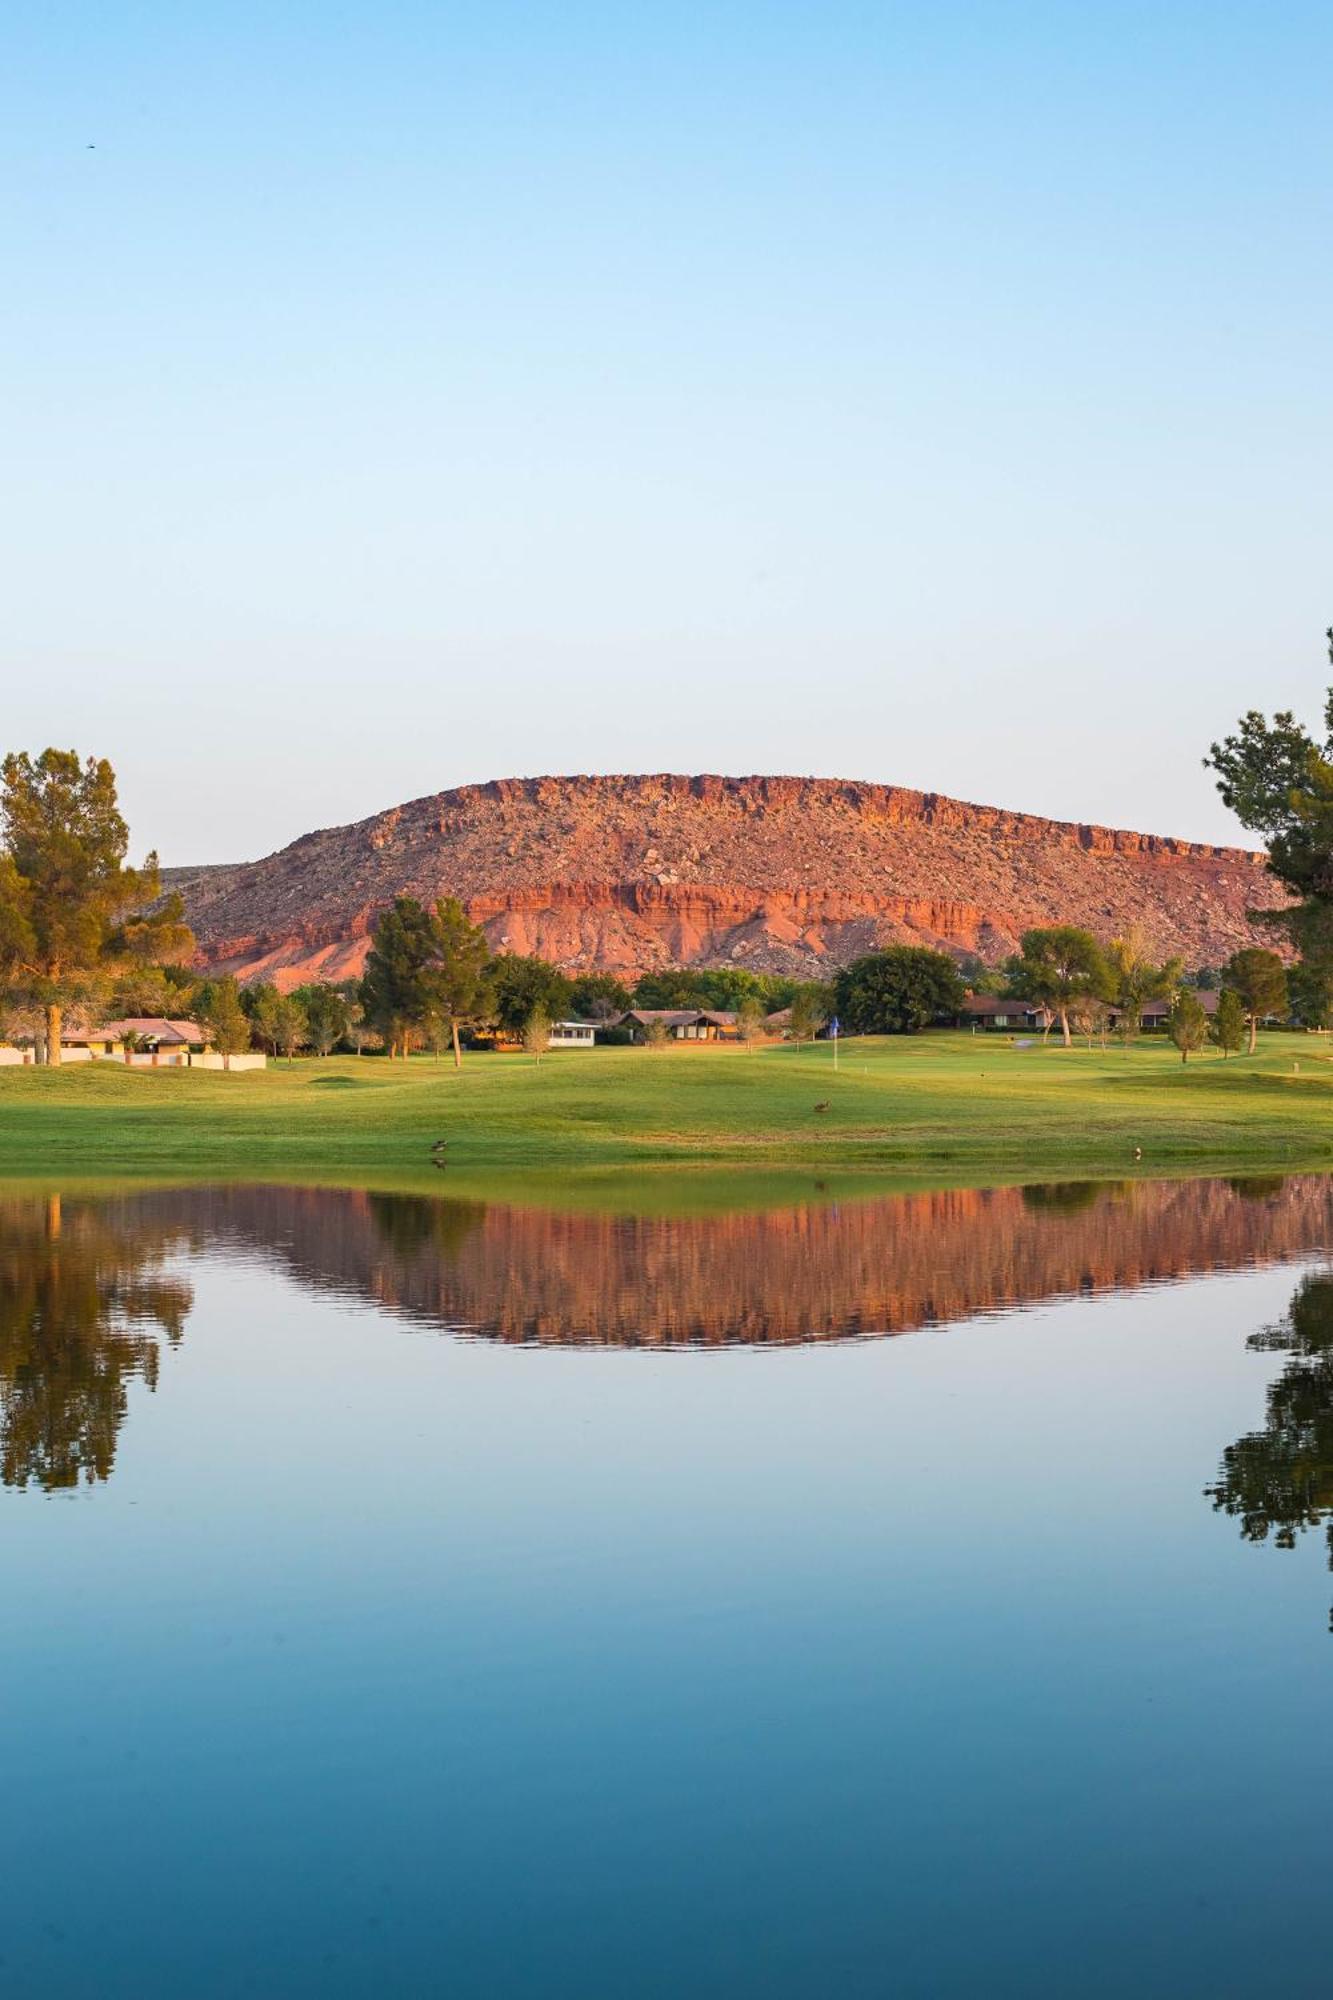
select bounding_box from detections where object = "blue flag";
[829,1016,840,1038]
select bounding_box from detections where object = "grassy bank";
[1,1031,1331,1178]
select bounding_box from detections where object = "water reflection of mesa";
[140,1176,1333,1348]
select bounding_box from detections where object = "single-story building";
[69,1017,216,1065]
[548,1019,596,1048]
[956,995,1053,1033]
[618,1008,741,1043]
[1120,990,1221,1033]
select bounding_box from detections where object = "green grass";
[1,1031,1331,1181]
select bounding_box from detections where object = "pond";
[2,1174,1330,1996]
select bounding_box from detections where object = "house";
[72,1017,216,1064]
[1129,991,1220,1033]
[618,1008,741,1043]
[956,995,1052,1033]
[548,1019,596,1049]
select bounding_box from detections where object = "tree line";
[11,644,1333,1067]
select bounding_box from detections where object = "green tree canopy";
[194,977,254,1066]
[488,954,573,1037]
[1207,1269,1333,1629]
[1222,947,1288,1054]
[832,948,964,1035]
[1205,632,1333,962]
[1287,960,1333,1031]
[0,749,192,1063]
[1008,927,1110,1048]
[568,971,632,1023]
[292,982,351,1056]
[1209,987,1246,1058]
[430,897,492,1068]
[788,982,830,1042]
[1167,989,1207,1063]
[360,897,445,1059]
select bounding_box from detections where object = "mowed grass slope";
[1,1032,1331,1175]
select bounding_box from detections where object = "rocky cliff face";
[166,772,1282,986]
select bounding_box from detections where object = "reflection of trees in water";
[133,1176,1333,1349]
[0,1195,192,1490]
[1208,1270,1333,1629]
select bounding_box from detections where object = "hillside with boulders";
[165,772,1283,988]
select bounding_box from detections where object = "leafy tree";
[522,1006,550,1063]
[568,971,631,1024]
[1205,631,1333,960]
[642,1015,669,1049]
[736,997,766,1050]
[1067,994,1110,1050]
[1193,965,1221,992]
[1207,1269,1333,1628]
[488,954,573,1038]
[1209,987,1246,1058]
[1105,928,1181,1049]
[429,897,492,1069]
[109,963,193,1019]
[833,948,965,1035]
[1008,927,1110,1048]
[271,994,307,1063]
[788,982,829,1042]
[293,982,350,1056]
[194,977,253,1068]
[0,749,192,1063]
[1167,989,1207,1064]
[631,966,800,1012]
[1222,947,1288,1055]
[0,1193,192,1490]
[1288,959,1333,1031]
[336,978,368,1053]
[248,984,285,1056]
[360,897,442,1059]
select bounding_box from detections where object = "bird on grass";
[813,1100,830,1113]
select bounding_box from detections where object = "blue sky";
[4,3,1330,862]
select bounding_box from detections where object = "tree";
[194,977,252,1069]
[110,963,192,1019]
[293,982,349,1056]
[1106,928,1181,1049]
[1167,989,1207,1064]
[736,997,766,1050]
[788,982,829,1043]
[272,994,307,1064]
[568,972,631,1024]
[1008,927,1110,1048]
[429,897,492,1070]
[1067,994,1110,1050]
[1205,632,1333,962]
[522,1006,550,1063]
[833,948,965,1035]
[488,954,572,1039]
[248,984,285,1056]
[1209,987,1246,1058]
[1206,1269,1333,1628]
[642,1015,669,1049]
[336,978,368,1054]
[360,897,441,1059]
[1223,947,1288,1055]
[1288,959,1333,1031]
[0,750,192,1064]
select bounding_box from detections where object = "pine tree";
[1167,989,1207,1064]
[0,750,191,1063]
[1209,987,1246,1058]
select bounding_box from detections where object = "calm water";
[2,1175,1330,1997]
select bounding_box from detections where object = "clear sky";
[4,2,1330,863]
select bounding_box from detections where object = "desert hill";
[166,773,1281,988]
